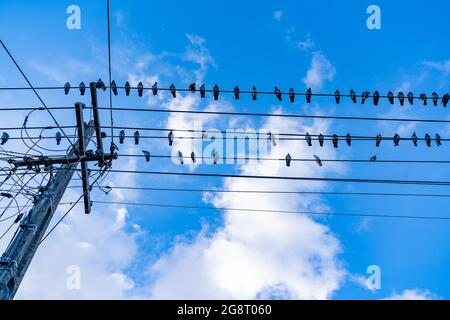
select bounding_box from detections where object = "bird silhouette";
[369,155,377,162]
[443,93,450,107]
[373,91,380,106]
[285,154,292,167]
[387,91,394,104]
[306,88,312,103]
[1,132,9,145]
[170,83,176,98]
[346,133,351,146]
[125,81,131,96]
[420,93,428,106]
[350,89,357,103]
[314,155,323,167]
[200,84,206,98]
[411,133,418,146]
[252,86,257,100]
[289,88,295,103]
[397,92,405,106]
[134,131,140,145]
[55,132,62,145]
[177,151,184,164]
[152,82,158,96]
[111,81,118,95]
[376,134,382,147]
[234,86,240,100]
[332,134,338,148]
[432,92,439,106]
[79,82,86,96]
[361,91,370,104]
[168,131,174,146]
[436,134,442,146]
[274,87,282,101]
[213,84,219,100]
[425,134,431,147]
[305,133,312,147]
[318,134,324,147]
[143,151,150,162]
[119,130,125,144]
[191,152,196,163]
[64,82,70,95]
[137,82,144,97]
[393,134,400,147]
[407,92,414,105]
[334,90,340,104]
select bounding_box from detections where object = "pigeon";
[97,78,106,91]
[189,83,196,93]
[274,87,282,101]
[419,93,427,106]
[152,82,158,96]
[55,131,62,146]
[55,132,62,145]
[346,133,351,146]
[119,130,125,144]
[168,131,174,146]
[14,214,23,224]
[234,86,240,100]
[425,134,431,147]
[376,134,382,147]
[411,133,418,146]
[79,82,86,96]
[252,86,257,100]
[332,134,338,148]
[373,91,380,106]
[305,133,312,147]
[369,155,377,162]
[306,88,312,103]
[407,92,414,105]
[137,82,144,97]
[177,151,184,164]
[134,131,140,145]
[397,92,405,106]
[143,151,150,162]
[213,84,219,100]
[285,154,292,167]
[289,88,295,103]
[361,91,370,104]
[334,90,340,104]
[191,152,196,163]
[200,84,206,98]
[125,81,131,96]
[435,134,442,146]
[393,134,400,147]
[111,80,118,95]
[318,134,324,147]
[64,82,70,95]
[170,83,176,98]
[350,89,357,103]
[1,132,9,145]
[443,93,450,107]
[387,91,394,104]
[432,92,439,106]
[314,155,323,167]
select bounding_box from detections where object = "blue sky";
[0,0,449,299]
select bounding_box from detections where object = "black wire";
[106,0,114,146]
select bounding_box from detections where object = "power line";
[106,0,114,147]
[91,200,450,221]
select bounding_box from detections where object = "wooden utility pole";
[0,98,114,300]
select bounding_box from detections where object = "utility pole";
[0,97,115,299]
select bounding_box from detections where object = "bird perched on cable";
[137,82,144,97]
[393,134,400,147]
[64,82,70,95]
[350,89,357,103]
[314,155,323,167]
[168,130,174,146]
[252,86,257,100]
[274,87,282,101]
[213,84,219,100]
[334,90,340,104]
[407,92,414,105]
[411,132,418,146]
[387,91,394,104]
[376,134,382,147]
[420,93,428,106]
[125,81,131,96]
[346,133,351,146]
[332,134,338,148]
[285,154,292,167]
[200,84,206,98]
[119,130,125,144]
[432,92,439,106]
[443,93,450,107]
[369,155,377,162]
[191,152,196,163]
[234,86,240,100]
[212,150,219,164]
[169,83,176,98]
[134,131,140,145]
[306,88,312,103]
[373,91,380,106]
[305,133,312,147]
[152,82,158,96]
[397,92,405,106]
[97,79,106,91]
[289,88,295,103]
[425,134,431,147]
[1,132,9,145]
[55,132,62,146]
[189,83,196,93]
[111,80,118,96]
[361,91,370,104]
[79,82,86,96]
[143,151,150,162]
[435,134,442,146]
[318,134,324,147]
[177,151,184,164]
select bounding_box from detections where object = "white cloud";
[297,34,315,51]
[273,10,283,21]
[422,60,450,75]
[385,289,438,300]
[147,115,346,299]
[302,51,336,90]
